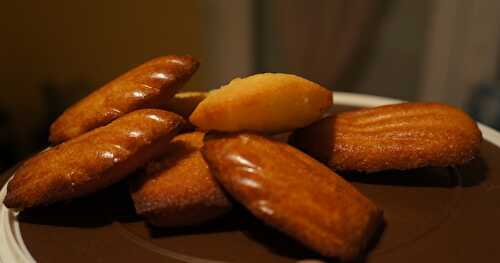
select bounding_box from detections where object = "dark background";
[1,0,499,170]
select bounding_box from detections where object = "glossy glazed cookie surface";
[202,133,382,261]
[49,55,198,144]
[5,109,185,209]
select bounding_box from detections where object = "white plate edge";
[0,176,36,263]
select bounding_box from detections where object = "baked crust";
[130,131,231,227]
[5,109,185,209]
[49,55,198,144]
[290,103,483,172]
[202,133,382,261]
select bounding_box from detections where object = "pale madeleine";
[189,73,332,133]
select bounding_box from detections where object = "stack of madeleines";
[3,55,482,261]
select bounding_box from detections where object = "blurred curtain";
[257,0,383,89]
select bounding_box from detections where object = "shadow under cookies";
[341,154,488,189]
[17,180,140,228]
[17,192,114,228]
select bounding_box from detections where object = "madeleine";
[290,103,483,172]
[49,55,199,144]
[189,73,332,133]
[202,133,382,260]
[162,91,208,118]
[5,109,185,209]
[130,131,231,227]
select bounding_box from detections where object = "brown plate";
[2,100,500,262]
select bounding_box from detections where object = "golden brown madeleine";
[49,55,199,144]
[189,73,332,133]
[202,133,382,261]
[161,91,208,118]
[130,131,231,227]
[5,109,185,209]
[290,103,483,173]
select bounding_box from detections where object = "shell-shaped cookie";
[290,103,482,172]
